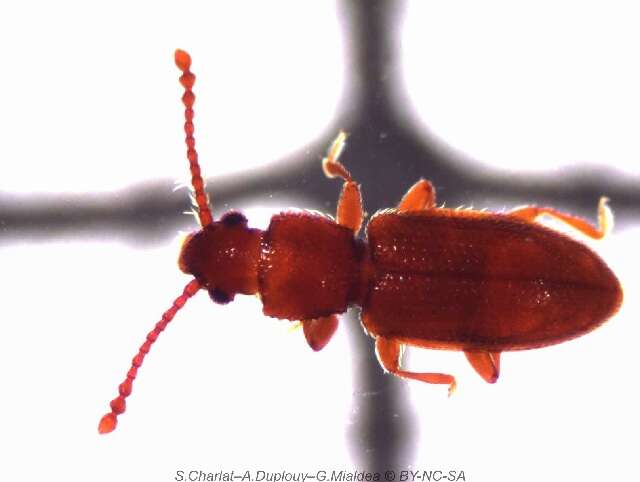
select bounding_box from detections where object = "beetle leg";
[397,179,436,212]
[464,351,501,383]
[510,197,612,239]
[336,182,364,235]
[375,337,457,396]
[322,132,364,235]
[302,315,339,351]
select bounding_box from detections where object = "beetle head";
[178,211,262,303]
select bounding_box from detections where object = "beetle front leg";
[322,132,364,236]
[397,179,436,212]
[510,197,612,239]
[375,337,456,396]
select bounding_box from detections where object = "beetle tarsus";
[447,379,457,397]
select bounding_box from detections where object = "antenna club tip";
[175,49,192,71]
[98,412,118,434]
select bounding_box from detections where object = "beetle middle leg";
[397,179,436,212]
[510,197,612,239]
[375,337,456,396]
[464,351,501,383]
[322,132,364,236]
[302,315,339,351]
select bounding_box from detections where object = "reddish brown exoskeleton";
[98,50,622,434]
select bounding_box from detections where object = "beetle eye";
[220,211,248,228]
[208,287,234,305]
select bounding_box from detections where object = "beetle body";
[179,207,621,352]
[98,50,622,434]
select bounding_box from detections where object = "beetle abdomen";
[362,210,622,350]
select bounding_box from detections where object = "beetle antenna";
[98,279,201,434]
[174,49,213,227]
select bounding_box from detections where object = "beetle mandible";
[98,49,623,434]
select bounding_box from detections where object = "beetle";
[98,49,623,434]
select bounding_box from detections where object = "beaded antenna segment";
[175,49,213,228]
[98,280,201,433]
[97,50,215,434]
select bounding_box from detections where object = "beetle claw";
[447,380,457,397]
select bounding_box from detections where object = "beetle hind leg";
[510,197,612,239]
[464,350,501,383]
[375,337,456,396]
[322,132,364,236]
